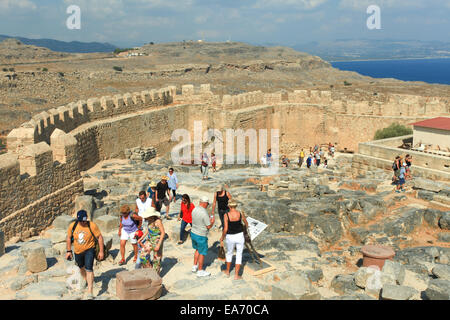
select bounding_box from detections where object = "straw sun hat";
[141,207,160,219]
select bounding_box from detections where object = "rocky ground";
[0,153,449,300]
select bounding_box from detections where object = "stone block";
[439,212,450,230]
[272,274,321,300]
[425,279,450,300]
[95,215,119,234]
[20,243,47,273]
[116,269,163,300]
[382,260,406,285]
[331,274,359,295]
[45,229,67,244]
[354,267,378,288]
[74,195,95,220]
[438,232,450,243]
[381,284,418,300]
[52,215,76,231]
[432,264,450,281]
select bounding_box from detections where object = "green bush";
[113,66,123,72]
[2,68,7,72]
[9,68,14,72]
[113,48,135,54]
[42,68,48,72]
[344,81,352,86]
[374,123,413,140]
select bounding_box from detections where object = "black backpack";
[392,161,398,171]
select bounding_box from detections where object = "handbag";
[218,244,226,260]
[87,222,106,261]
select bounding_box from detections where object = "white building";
[411,117,450,151]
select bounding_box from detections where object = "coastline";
[328,57,450,63]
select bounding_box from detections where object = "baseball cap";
[77,210,88,222]
[200,196,210,203]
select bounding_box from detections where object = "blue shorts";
[74,247,95,272]
[191,232,208,256]
[399,178,405,186]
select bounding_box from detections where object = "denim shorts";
[74,247,95,272]
[191,232,208,256]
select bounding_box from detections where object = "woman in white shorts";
[118,205,142,266]
[219,201,248,280]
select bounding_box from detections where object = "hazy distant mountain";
[292,39,450,61]
[0,35,117,53]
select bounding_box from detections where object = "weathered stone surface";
[272,274,321,300]
[45,229,67,244]
[52,215,76,231]
[95,215,119,234]
[432,264,450,281]
[381,284,418,300]
[20,243,47,273]
[424,279,450,300]
[310,214,343,243]
[413,178,446,193]
[423,209,444,228]
[329,293,376,300]
[0,230,4,257]
[417,190,435,201]
[439,212,450,230]
[382,260,406,285]
[8,275,38,291]
[17,281,68,299]
[252,232,320,255]
[354,267,378,288]
[438,232,450,243]
[331,274,359,295]
[74,195,95,220]
[304,268,324,282]
[116,268,163,300]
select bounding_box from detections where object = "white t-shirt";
[136,197,152,217]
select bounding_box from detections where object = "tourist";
[191,196,214,277]
[138,207,166,274]
[66,210,105,299]
[281,155,289,167]
[178,194,195,245]
[323,157,328,168]
[155,176,172,220]
[298,149,305,167]
[260,154,267,167]
[306,154,312,169]
[266,149,273,167]
[212,184,232,230]
[134,230,151,269]
[315,151,321,167]
[220,201,248,280]
[118,205,142,266]
[167,168,179,203]
[392,156,401,184]
[136,190,152,228]
[330,144,336,158]
[396,162,407,193]
[201,152,210,180]
[211,152,217,173]
[405,154,412,180]
[147,181,158,210]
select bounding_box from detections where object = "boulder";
[8,275,38,291]
[381,284,418,300]
[52,215,76,231]
[382,260,406,285]
[116,268,163,300]
[309,214,343,244]
[424,279,450,300]
[423,209,444,228]
[95,215,119,234]
[74,195,95,220]
[432,264,450,281]
[413,178,446,193]
[272,274,321,300]
[45,229,67,244]
[354,267,378,288]
[417,190,435,201]
[252,233,320,255]
[20,243,47,273]
[331,274,359,295]
[439,212,450,230]
[304,268,324,282]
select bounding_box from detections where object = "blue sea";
[331,58,450,85]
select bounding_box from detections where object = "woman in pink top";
[177,194,195,244]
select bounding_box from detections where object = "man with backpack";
[66,210,105,299]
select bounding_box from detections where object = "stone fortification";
[0,83,449,241]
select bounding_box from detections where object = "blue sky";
[0,0,449,47]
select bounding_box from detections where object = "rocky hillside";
[0,39,71,63]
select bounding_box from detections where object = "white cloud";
[252,0,328,10]
[0,0,37,10]
[338,0,431,10]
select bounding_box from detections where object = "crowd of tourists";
[66,166,249,298]
[391,154,413,192]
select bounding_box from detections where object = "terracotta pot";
[361,245,395,270]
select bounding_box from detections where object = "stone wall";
[0,83,449,241]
